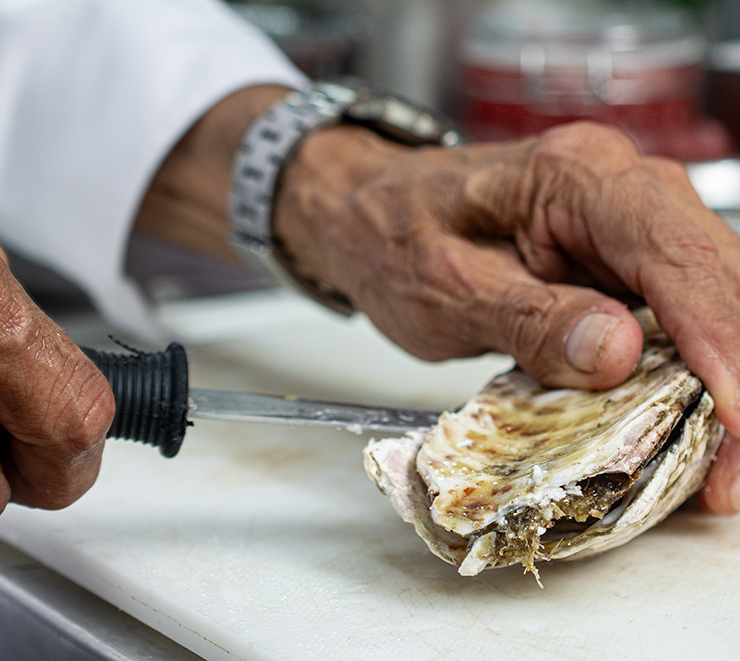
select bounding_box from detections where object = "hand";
[134,88,740,516]
[272,120,740,514]
[0,249,115,513]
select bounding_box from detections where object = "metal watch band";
[229,81,469,316]
[231,85,353,254]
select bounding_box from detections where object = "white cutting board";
[1,290,739,661]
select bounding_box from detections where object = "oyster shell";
[363,316,725,584]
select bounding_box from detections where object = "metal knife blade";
[187,388,441,434]
[84,341,442,457]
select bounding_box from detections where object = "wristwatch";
[230,80,469,315]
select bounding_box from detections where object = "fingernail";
[731,475,740,513]
[565,313,619,374]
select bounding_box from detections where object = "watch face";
[327,82,468,147]
[346,97,467,147]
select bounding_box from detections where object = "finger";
[359,233,644,390]
[1,438,105,510]
[0,259,115,509]
[525,125,740,435]
[641,156,740,295]
[697,433,740,515]
[462,241,645,389]
[597,206,740,436]
[631,165,740,436]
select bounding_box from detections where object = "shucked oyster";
[363,313,725,584]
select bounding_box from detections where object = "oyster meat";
[363,316,725,584]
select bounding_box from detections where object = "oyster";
[363,313,725,585]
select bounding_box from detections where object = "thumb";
[488,281,645,390]
[359,236,645,391]
[443,238,646,390]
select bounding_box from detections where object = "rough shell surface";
[363,330,725,580]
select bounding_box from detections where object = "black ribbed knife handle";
[82,343,190,458]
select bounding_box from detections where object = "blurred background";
[13,0,740,319]
[224,0,740,161]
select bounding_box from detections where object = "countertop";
[0,290,739,661]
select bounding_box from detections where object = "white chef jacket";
[0,0,307,338]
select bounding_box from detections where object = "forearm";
[133,84,407,277]
[134,84,295,262]
[133,86,740,521]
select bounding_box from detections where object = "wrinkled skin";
[272,120,740,516]
[67,85,740,518]
[0,249,114,514]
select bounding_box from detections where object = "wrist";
[229,81,468,313]
[272,123,406,300]
[134,85,293,260]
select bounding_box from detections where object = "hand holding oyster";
[363,310,725,585]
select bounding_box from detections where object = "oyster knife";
[82,343,439,458]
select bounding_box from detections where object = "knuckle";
[612,163,656,190]
[538,121,638,162]
[494,283,557,368]
[526,123,643,217]
[643,154,687,180]
[419,239,476,296]
[634,221,725,311]
[0,297,42,358]
[646,221,720,271]
[4,347,115,454]
[51,358,115,453]
[0,261,43,345]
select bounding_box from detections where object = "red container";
[460,0,733,161]
[706,41,740,152]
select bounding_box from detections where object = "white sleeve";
[0,0,308,339]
